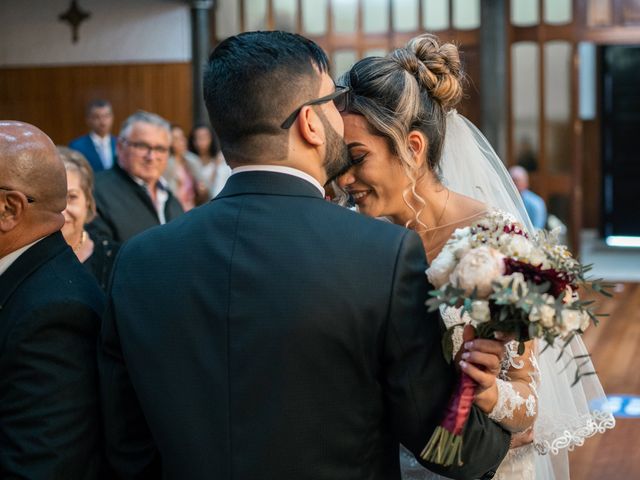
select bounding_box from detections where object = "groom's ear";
[408,130,428,166]
[296,106,324,148]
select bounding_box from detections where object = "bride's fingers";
[461,351,501,376]
[460,360,495,390]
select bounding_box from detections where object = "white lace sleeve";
[440,306,467,360]
[488,340,539,433]
[437,307,539,433]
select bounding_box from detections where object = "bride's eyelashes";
[349,153,368,166]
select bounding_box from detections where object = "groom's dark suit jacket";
[99,171,509,480]
[0,232,106,478]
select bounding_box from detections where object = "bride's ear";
[408,131,428,167]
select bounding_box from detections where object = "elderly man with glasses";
[0,121,106,478]
[89,110,184,243]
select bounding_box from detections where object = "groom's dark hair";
[204,31,329,164]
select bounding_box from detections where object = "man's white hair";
[119,110,171,140]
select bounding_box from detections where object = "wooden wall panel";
[0,63,192,145]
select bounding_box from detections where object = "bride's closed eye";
[349,153,368,166]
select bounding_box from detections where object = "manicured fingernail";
[464,342,473,349]
[459,360,467,368]
[462,352,470,359]
[494,332,505,339]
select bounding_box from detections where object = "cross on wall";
[58,0,91,44]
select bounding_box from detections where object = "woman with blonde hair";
[58,146,118,290]
[336,33,613,479]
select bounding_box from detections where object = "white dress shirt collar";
[129,174,171,224]
[89,132,114,169]
[231,165,325,196]
[0,237,45,277]
[89,131,110,144]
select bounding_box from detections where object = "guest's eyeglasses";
[0,186,36,203]
[122,139,170,156]
[280,85,351,130]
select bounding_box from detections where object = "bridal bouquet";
[420,210,611,467]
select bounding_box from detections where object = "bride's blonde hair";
[339,33,464,230]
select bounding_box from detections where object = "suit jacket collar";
[0,231,68,309]
[112,163,174,219]
[216,170,325,200]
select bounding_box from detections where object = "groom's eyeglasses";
[280,85,351,130]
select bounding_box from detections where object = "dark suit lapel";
[215,171,325,200]
[112,164,162,220]
[0,232,68,309]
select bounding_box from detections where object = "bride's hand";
[458,326,505,414]
[510,428,534,449]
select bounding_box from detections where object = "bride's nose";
[336,168,355,188]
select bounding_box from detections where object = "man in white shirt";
[69,99,117,172]
[0,121,106,477]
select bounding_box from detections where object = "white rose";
[496,233,511,246]
[503,234,534,259]
[561,309,582,333]
[450,246,506,298]
[427,248,456,288]
[528,247,546,267]
[529,303,556,328]
[453,226,471,239]
[580,311,591,332]
[451,235,472,260]
[470,300,491,323]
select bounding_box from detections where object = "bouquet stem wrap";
[420,371,476,466]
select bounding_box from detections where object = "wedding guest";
[0,121,105,478]
[99,31,509,480]
[58,146,119,290]
[89,110,183,243]
[188,123,231,197]
[509,165,547,229]
[164,124,209,210]
[70,99,117,172]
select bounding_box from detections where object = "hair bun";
[392,33,463,110]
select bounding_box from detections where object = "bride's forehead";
[342,113,372,135]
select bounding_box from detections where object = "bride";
[335,33,615,479]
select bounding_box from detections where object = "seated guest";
[164,124,209,210]
[188,123,231,197]
[90,110,184,243]
[70,99,117,172]
[509,165,547,229]
[58,146,119,290]
[0,121,105,478]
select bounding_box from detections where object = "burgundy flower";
[503,258,574,297]
[503,224,529,239]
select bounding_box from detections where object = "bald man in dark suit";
[0,121,106,478]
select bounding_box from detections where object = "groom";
[99,31,510,479]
